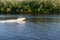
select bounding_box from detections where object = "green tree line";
[0,0,60,15]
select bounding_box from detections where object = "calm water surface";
[0,16,60,40]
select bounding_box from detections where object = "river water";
[0,15,60,40]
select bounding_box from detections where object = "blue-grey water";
[0,15,60,40]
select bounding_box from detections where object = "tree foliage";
[0,0,60,15]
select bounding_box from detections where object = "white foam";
[0,18,26,24]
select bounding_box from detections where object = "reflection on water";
[0,18,60,40]
[26,18,60,23]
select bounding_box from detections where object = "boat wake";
[0,18,26,23]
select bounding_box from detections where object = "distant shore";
[0,1,60,15]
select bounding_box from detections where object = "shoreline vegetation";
[0,0,60,15]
